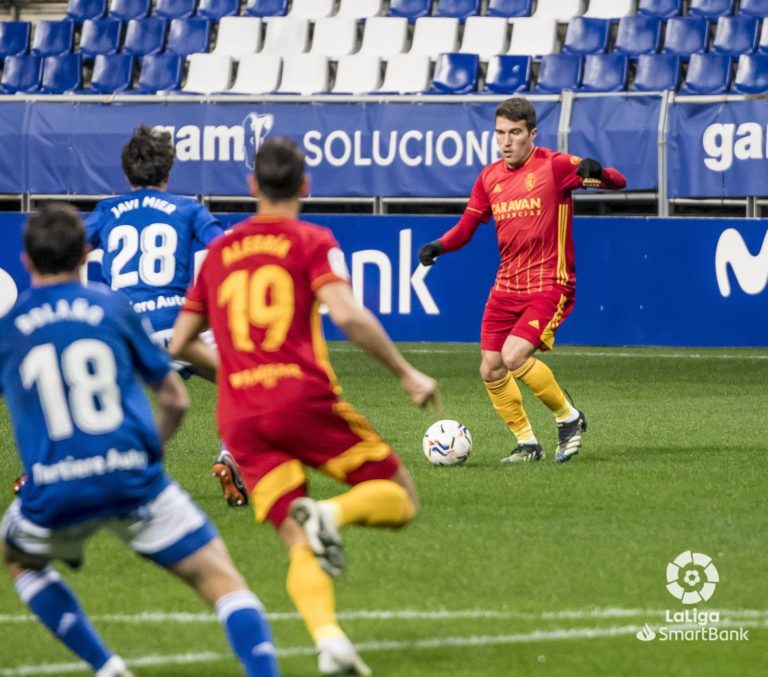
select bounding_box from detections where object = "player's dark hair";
[495,98,537,132]
[24,203,85,275]
[121,125,175,187]
[254,137,305,201]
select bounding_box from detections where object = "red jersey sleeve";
[551,152,628,191]
[308,228,351,293]
[439,174,490,253]
[183,251,211,316]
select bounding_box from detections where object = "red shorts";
[480,288,574,353]
[219,394,400,528]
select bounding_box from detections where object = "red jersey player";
[169,137,439,676]
[418,97,627,464]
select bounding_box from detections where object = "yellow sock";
[512,358,574,420]
[286,543,343,643]
[323,480,415,528]
[484,372,535,442]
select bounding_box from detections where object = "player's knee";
[502,350,528,372]
[480,362,506,382]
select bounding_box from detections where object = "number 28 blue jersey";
[85,189,223,333]
[0,281,173,529]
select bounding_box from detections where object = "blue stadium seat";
[31,20,75,57]
[389,0,431,21]
[437,0,480,21]
[739,0,768,18]
[155,0,197,20]
[532,53,581,93]
[123,18,167,56]
[562,17,610,55]
[712,16,760,56]
[0,22,31,59]
[482,54,531,93]
[679,52,732,93]
[245,0,287,17]
[428,52,479,93]
[197,0,239,20]
[688,0,734,19]
[636,0,682,18]
[487,0,532,17]
[662,17,709,59]
[632,53,680,90]
[67,0,107,23]
[579,53,628,91]
[613,16,662,56]
[166,18,210,56]
[0,54,42,92]
[109,0,150,21]
[732,52,768,92]
[136,53,182,91]
[40,53,82,93]
[89,53,134,92]
[79,19,123,58]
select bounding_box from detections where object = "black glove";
[418,240,443,267]
[577,158,603,187]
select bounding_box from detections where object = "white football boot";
[317,636,372,676]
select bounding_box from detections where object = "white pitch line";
[1,619,764,677]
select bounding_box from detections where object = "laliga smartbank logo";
[635,551,749,643]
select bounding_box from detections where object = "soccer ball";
[422,420,472,466]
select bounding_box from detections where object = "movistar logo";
[715,228,768,297]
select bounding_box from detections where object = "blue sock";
[216,590,280,677]
[15,567,112,671]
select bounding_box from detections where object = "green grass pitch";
[1,343,766,676]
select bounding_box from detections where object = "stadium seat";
[712,16,760,56]
[123,18,167,56]
[459,17,509,61]
[196,0,238,20]
[427,52,479,93]
[410,17,460,60]
[228,53,281,92]
[67,0,107,23]
[578,53,628,91]
[532,52,581,92]
[583,0,634,19]
[89,53,134,92]
[732,52,768,92]
[359,17,408,58]
[212,17,262,56]
[388,0,431,22]
[0,54,42,93]
[679,52,732,94]
[436,0,480,21]
[337,0,383,20]
[309,17,358,58]
[532,0,586,22]
[0,22,31,59]
[182,53,232,92]
[739,0,768,18]
[637,0,682,18]
[486,0,533,18]
[482,54,531,92]
[761,19,768,53]
[377,53,431,92]
[108,0,150,21]
[155,0,197,20]
[688,0,735,19]
[331,54,381,93]
[614,16,662,56]
[277,54,329,94]
[288,0,334,21]
[662,17,709,59]
[166,18,210,56]
[31,20,75,57]
[507,18,558,56]
[136,53,182,91]
[632,52,680,90]
[40,53,82,93]
[562,17,610,55]
[261,17,309,56]
[79,19,123,58]
[245,0,287,17]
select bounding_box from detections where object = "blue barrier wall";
[2,213,767,346]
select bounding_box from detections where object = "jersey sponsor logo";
[31,448,149,485]
[491,197,543,220]
[222,234,292,266]
[702,122,768,172]
[132,294,185,314]
[525,173,536,191]
[229,363,303,389]
[715,228,768,297]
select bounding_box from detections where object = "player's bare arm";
[168,310,219,377]
[153,370,189,444]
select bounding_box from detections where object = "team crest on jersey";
[525,173,536,191]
